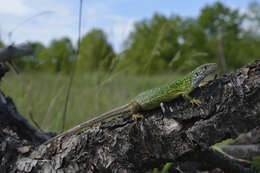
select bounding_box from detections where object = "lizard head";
[190,63,217,88]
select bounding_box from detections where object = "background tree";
[15,42,45,71]
[247,1,260,36]
[0,40,4,48]
[198,2,244,72]
[121,13,182,74]
[169,18,212,72]
[232,1,260,68]
[1,1,259,74]
[77,29,115,72]
[38,37,74,73]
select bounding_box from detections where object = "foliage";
[120,13,182,74]
[252,156,260,172]
[198,2,245,72]
[16,42,45,71]
[170,18,212,71]
[117,1,258,74]
[0,1,260,74]
[153,162,172,173]
[77,29,115,73]
[38,37,74,73]
[0,40,4,48]
[198,2,243,36]
[247,1,260,36]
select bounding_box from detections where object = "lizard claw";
[191,99,201,107]
[132,113,144,121]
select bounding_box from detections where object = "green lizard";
[43,63,217,145]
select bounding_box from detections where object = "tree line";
[0,1,260,74]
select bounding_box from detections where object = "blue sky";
[0,0,255,52]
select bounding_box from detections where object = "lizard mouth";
[191,63,217,88]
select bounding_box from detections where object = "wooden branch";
[218,127,260,161]
[231,127,260,145]
[0,93,55,172]
[0,43,33,74]
[190,148,255,173]
[220,145,260,161]
[1,60,260,172]
[0,43,33,62]
[173,148,255,173]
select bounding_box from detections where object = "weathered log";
[0,50,53,172]
[172,148,255,173]
[0,43,33,74]
[2,60,260,172]
[218,127,260,161]
[0,43,33,62]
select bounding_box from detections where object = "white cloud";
[0,0,33,15]
[0,0,136,52]
[230,5,248,15]
[105,16,135,52]
[0,0,77,45]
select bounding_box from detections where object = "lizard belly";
[134,86,183,110]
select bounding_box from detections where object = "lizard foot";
[132,113,144,121]
[191,99,201,107]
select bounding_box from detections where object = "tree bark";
[0,60,259,173]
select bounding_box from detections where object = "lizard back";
[134,73,193,110]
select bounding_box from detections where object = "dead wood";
[218,127,260,161]
[0,43,33,74]
[0,47,53,172]
[0,60,259,173]
[0,43,33,62]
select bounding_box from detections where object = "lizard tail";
[43,103,132,145]
[77,103,132,129]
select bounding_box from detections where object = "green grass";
[1,71,181,132]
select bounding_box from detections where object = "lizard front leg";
[133,102,167,122]
[132,113,144,121]
[183,94,201,106]
[179,91,201,106]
